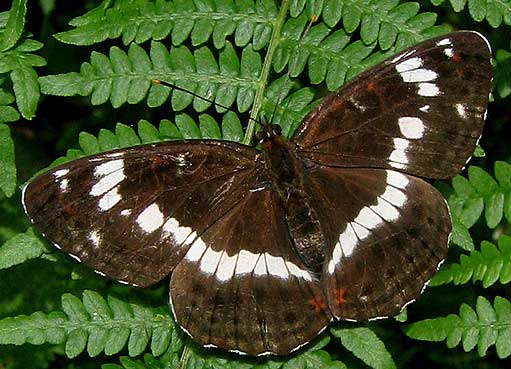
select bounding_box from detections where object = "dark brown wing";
[300,166,450,319]
[292,31,491,179]
[170,186,332,356]
[22,141,258,287]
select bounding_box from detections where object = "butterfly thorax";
[261,135,326,275]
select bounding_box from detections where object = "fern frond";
[330,327,396,369]
[0,0,27,51]
[291,0,449,50]
[405,296,511,358]
[273,9,449,91]
[0,36,45,120]
[39,41,260,113]
[445,163,511,251]
[0,228,49,270]
[431,235,511,287]
[494,40,511,99]
[429,0,511,27]
[0,123,16,197]
[0,290,174,358]
[55,0,277,50]
[0,89,20,123]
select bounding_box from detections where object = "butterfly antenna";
[152,79,260,125]
[268,15,317,126]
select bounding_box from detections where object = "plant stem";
[243,0,290,146]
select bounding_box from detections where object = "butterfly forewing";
[23,141,258,287]
[293,31,491,179]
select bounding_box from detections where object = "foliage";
[405,296,511,358]
[0,0,510,368]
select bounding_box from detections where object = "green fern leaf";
[447,163,511,233]
[55,0,277,49]
[405,296,511,358]
[39,41,259,113]
[429,0,511,27]
[0,0,27,51]
[0,228,49,270]
[298,0,450,51]
[0,89,20,123]
[0,123,16,197]
[494,43,511,98]
[431,235,511,287]
[0,290,175,358]
[330,327,396,369]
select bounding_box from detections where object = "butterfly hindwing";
[22,141,258,287]
[292,31,491,179]
[299,166,450,319]
[170,186,332,356]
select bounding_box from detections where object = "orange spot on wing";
[151,156,164,169]
[452,52,461,63]
[308,296,326,313]
[334,288,347,305]
[367,80,377,91]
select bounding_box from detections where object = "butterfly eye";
[271,124,282,137]
[255,130,269,143]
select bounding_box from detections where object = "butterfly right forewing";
[293,31,491,179]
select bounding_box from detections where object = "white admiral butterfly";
[23,31,492,356]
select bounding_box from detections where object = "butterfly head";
[255,115,282,144]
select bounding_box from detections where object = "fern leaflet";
[405,296,511,358]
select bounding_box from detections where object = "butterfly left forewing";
[292,31,491,179]
[23,141,258,287]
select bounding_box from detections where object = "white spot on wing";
[340,225,358,257]
[215,252,237,282]
[354,207,382,229]
[265,253,289,279]
[286,261,312,281]
[381,186,407,207]
[456,103,467,118]
[389,138,409,164]
[90,160,125,197]
[162,217,192,245]
[88,230,101,248]
[186,237,206,262]
[235,249,259,275]
[120,209,131,216]
[98,187,122,211]
[199,247,222,275]
[444,48,454,58]
[395,57,438,82]
[436,38,452,47]
[54,169,69,178]
[419,105,430,112]
[136,203,164,233]
[386,170,409,189]
[253,254,267,276]
[418,83,440,97]
[351,222,370,240]
[398,117,424,139]
[371,198,399,221]
[59,178,69,192]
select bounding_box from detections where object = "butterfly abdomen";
[261,136,327,275]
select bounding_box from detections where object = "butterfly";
[22,31,492,356]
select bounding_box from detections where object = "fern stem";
[177,336,192,369]
[243,0,291,146]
